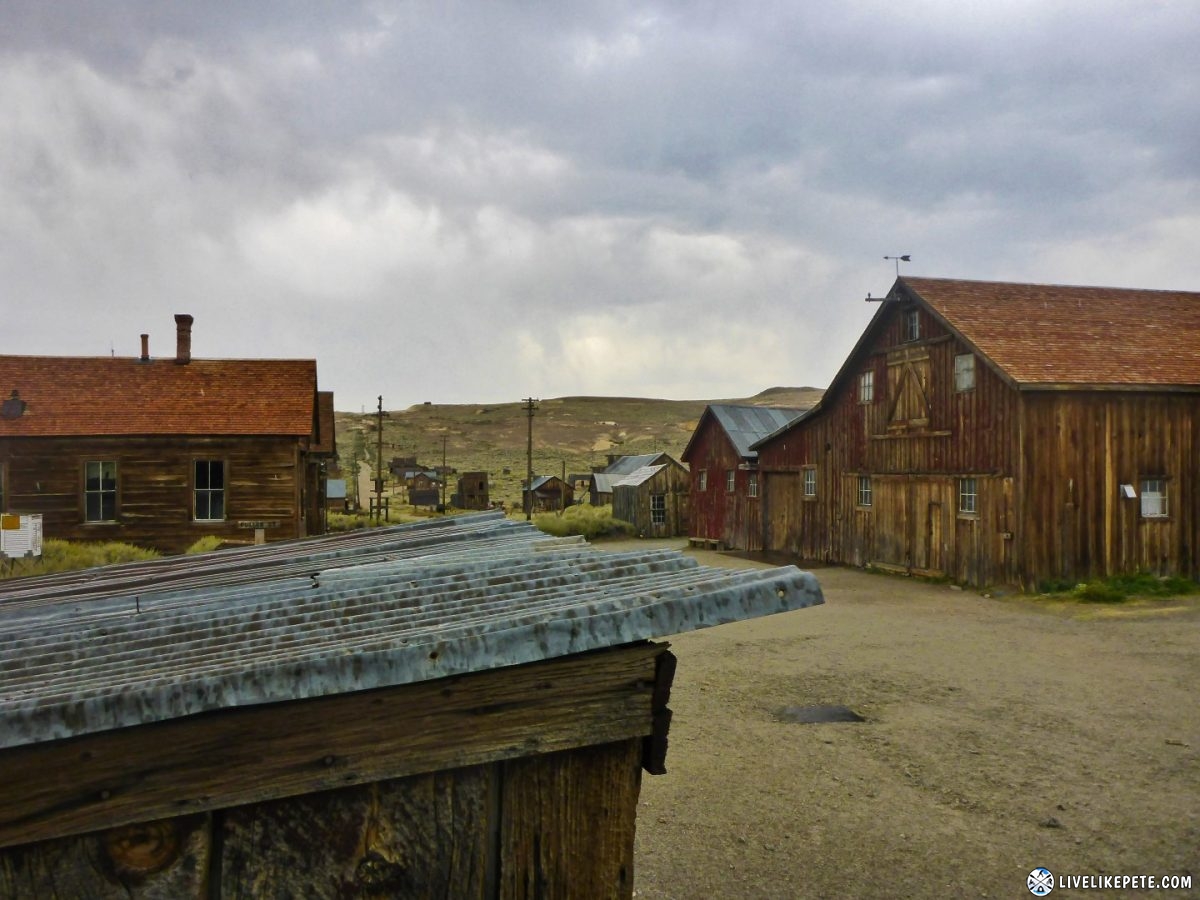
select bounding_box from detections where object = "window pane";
[210,492,224,520]
[101,462,117,490]
[210,462,224,489]
[195,460,209,490]
[86,493,101,522]
[101,493,116,521]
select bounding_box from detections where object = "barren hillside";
[334,387,823,508]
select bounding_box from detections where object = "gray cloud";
[2,1,1197,409]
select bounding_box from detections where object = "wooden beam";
[0,642,669,850]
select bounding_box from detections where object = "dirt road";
[603,541,1200,899]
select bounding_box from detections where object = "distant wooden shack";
[407,472,443,508]
[453,471,489,510]
[611,459,690,538]
[525,475,573,513]
[589,453,677,507]
[0,513,824,897]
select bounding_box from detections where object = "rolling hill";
[334,387,823,509]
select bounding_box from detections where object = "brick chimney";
[174,314,193,365]
[140,334,150,361]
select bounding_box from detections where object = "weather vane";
[883,254,911,277]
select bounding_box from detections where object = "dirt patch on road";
[595,540,1200,898]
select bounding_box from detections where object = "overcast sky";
[3,2,1197,411]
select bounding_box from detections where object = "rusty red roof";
[899,277,1200,387]
[0,355,318,437]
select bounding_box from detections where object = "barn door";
[920,501,943,575]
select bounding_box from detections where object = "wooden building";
[525,475,573,513]
[610,457,690,538]
[453,471,490,510]
[0,315,334,554]
[681,405,805,550]
[589,453,677,507]
[0,513,824,898]
[754,277,1200,589]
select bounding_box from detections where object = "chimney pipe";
[140,334,149,361]
[174,314,193,365]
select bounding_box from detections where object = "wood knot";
[103,819,181,880]
[355,849,407,890]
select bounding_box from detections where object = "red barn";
[754,277,1200,588]
[681,405,806,550]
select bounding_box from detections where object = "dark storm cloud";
[1,1,1196,408]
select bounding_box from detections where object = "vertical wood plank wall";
[757,301,1199,588]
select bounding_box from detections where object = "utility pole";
[523,397,538,520]
[441,435,448,512]
[373,395,386,523]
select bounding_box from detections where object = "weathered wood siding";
[1016,392,1198,586]
[759,301,1021,586]
[611,464,690,538]
[0,643,671,898]
[683,420,758,550]
[0,435,315,553]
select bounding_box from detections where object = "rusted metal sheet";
[0,511,823,750]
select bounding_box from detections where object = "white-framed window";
[698,469,707,492]
[84,460,117,522]
[904,309,920,341]
[195,459,226,521]
[954,353,976,392]
[859,370,874,404]
[958,477,978,515]
[748,473,758,498]
[803,467,817,497]
[857,475,872,507]
[650,493,666,525]
[726,470,736,492]
[1141,478,1168,518]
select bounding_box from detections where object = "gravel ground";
[598,540,1200,899]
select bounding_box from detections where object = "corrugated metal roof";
[603,453,667,476]
[709,405,807,458]
[613,464,666,488]
[0,512,823,750]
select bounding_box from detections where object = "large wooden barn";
[754,277,1200,589]
[0,315,335,554]
[681,405,805,551]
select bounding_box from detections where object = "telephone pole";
[523,397,538,520]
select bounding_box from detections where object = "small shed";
[453,471,490,510]
[0,512,822,897]
[524,475,573,513]
[611,459,691,538]
[324,478,348,513]
[589,453,676,507]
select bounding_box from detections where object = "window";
[958,477,978,515]
[747,473,758,498]
[954,354,976,392]
[904,309,920,341]
[726,470,736,492]
[859,370,874,404]
[84,461,117,522]
[698,470,707,492]
[857,475,872,507]
[650,494,666,525]
[803,467,817,498]
[195,460,226,521]
[1141,478,1168,518]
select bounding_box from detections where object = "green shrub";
[327,512,371,532]
[1,539,159,580]
[1071,581,1126,603]
[533,504,636,539]
[184,535,226,555]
